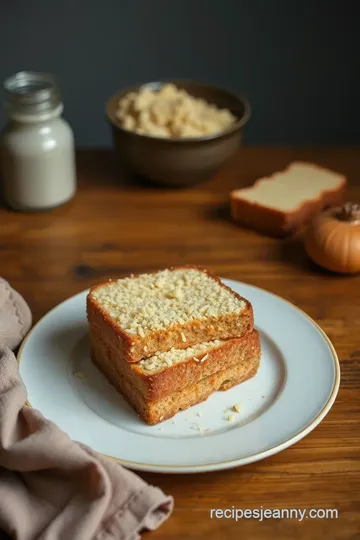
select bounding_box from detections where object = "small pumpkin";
[304,202,360,274]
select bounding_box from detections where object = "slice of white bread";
[231,162,346,237]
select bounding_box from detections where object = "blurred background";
[1,0,359,147]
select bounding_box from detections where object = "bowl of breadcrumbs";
[105,81,251,187]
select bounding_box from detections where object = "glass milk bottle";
[1,71,76,211]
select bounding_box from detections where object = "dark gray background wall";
[1,0,359,146]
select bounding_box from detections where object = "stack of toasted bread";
[87,266,260,425]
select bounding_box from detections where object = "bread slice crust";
[91,344,260,425]
[90,328,260,401]
[231,162,346,237]
[87,265,254,363]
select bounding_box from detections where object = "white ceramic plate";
[18,280,340,474]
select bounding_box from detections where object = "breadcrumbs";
[191,423,205,433]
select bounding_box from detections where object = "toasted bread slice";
[231,162,346,237]
[87,266,253,363]
[90,328,260,401]
[91,335,260,425]
[121,357,259,425]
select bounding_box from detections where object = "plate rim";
[17,280,341,473]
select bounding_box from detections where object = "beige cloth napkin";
[0,278,32,351]
[0,280,173,540]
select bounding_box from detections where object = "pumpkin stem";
[339,202,360,222]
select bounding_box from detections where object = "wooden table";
[1,148,359,539]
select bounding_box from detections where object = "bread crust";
[92,348,260,425]
[90,328,260,401]
[230,163,347,237]
[87,265,254,363]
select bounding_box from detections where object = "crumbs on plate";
[73,371,85,379]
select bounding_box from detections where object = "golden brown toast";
[90,328,260,401]
[87,266,253,363]
[91,333,261,425]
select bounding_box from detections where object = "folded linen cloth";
[0,278,32,351]
[0,280,173,540]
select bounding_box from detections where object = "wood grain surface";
[1,147,359,539]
